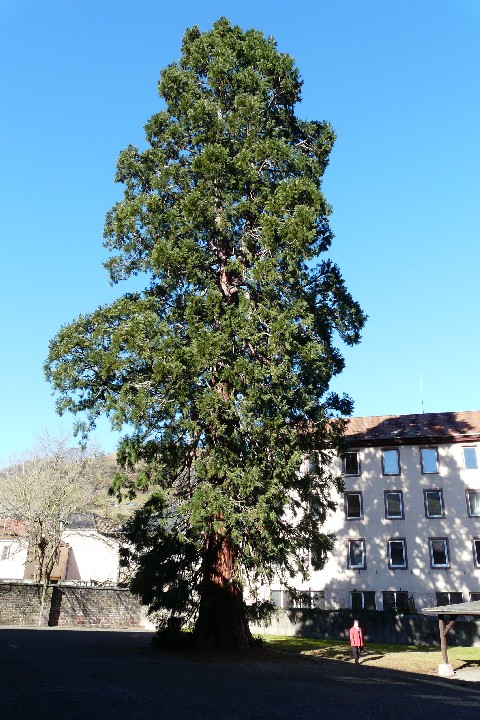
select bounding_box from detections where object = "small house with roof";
[0,513,122,585]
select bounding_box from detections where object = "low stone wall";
[0,581,143,628]
[0,582,52,626]
[250,608,480,647]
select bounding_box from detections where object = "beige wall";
[63,529,120,584]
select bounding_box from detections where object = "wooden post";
[439,617,449,665]
[438,615,456,677]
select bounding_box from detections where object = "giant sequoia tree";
[45,18,365,649]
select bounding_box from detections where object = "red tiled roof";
[0,519,26,538]
[344,411,480,446]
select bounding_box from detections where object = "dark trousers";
[352,646,361,663]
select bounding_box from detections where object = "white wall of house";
[0,540,28,580]
[63,530,120,584]
[266,438,480,611]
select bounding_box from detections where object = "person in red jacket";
[349,619,364,664]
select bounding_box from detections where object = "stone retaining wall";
[0,582,52,626]
[0,581,143,628]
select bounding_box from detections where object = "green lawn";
[260,635,480,673]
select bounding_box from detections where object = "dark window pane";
[344,451,359,475]
[349,540,365,568]
[425,491,443,517]
[389,540,406,567]
[383,591,409,611]
[467,491,480,517]
[351,591,376,611]
[385,492,402,518]
[346,493,362,519]
[474,540,480,566]
[436,592,463,606]
[351,591,363,611]
[363,591,376,610]
[430,539,448,566]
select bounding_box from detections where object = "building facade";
[269,411,480,612]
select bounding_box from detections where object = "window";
[424,489,444,518]
[436,592,463,606]
[270,590,282,608]
[384,491,404,519]
[350,590,376,611]
[348,539,366,569]
[1,544,11,561]
[470,592,480,602]
[466,490,480,517]
[429,537,450,568]
[473,539,480,568]
[421,447,438,474]
[345,492,363,520]
[383,591,410,611]
[343,451,360,476]
[388,539,407,568]
[270,589,293,608]
[296,591,325,609]
[463,446,478,470]
[382,449,400,475]
[271,589,324,609]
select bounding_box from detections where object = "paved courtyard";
[1,628,479,720]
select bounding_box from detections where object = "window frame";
[347,538,366,570]
[435,592,463,606]
[472,538,480,568]
[463,446,478,471]
[466,489,480,518]
[350,590,376,611]
[429,537,450,568]
[424,489,445,519]
[382,448,400,476]
[382,590,410,611]
[295,590,325,609]
[342,450,360,476]
[344,491,363,520]
[271,589,325,609]
[387,538,408,569]
[420,447,439,474]
[384,490,404,519]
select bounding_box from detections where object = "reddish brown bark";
[192,532,254,650]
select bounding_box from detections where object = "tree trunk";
[192,532,254,650]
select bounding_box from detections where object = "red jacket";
[349,626,364,647]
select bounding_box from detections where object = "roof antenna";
[420,374,425,414]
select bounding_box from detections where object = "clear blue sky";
[1,0,479,464]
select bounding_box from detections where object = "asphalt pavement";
[0,627,479,720]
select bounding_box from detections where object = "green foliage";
[45,18,365,629]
